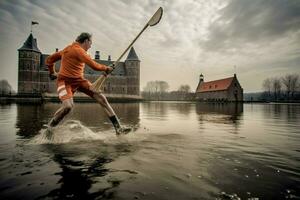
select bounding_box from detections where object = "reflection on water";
[196,102,243,115]
[196,103,243,134]
[262,103,299,123]
[0,102,299,199]
[16,103,140,137]
[196,102,243,123]
[37,143,138,200]
[16,105,49,138]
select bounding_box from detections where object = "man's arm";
[45,51,62,74]
[77,48,109,72]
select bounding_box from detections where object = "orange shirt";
[46,42,108,78]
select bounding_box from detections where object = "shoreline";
[1,95,299,104]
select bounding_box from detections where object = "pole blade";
[148,7,163,26]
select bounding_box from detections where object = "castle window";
[234,83,237,87]
[215,85,217,88]
[209,85,212,89]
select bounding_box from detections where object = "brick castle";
[18,33,141,100]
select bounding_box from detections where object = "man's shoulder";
[71,44,86,55]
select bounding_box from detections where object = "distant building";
[17,33,140,100]
[195,74,243,102]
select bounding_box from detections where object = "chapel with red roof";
[195,74,243,102]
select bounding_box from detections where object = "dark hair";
[76,32,92,43]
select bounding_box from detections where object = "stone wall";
[196,90,228,101]
[226,78,243,101]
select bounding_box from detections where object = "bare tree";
[143,81,157,93]
[0,80,13,95]
[178,85,191,93]
[144,81,169,93]
[290,74,299,99]
[282,75,292,100]
[272,78,281,101]
[158,81,169,93]
[262,78,271,100]
[262,74,300,101]
[143,80,169,100]
[281,74,299,100]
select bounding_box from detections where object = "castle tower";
[18,33,41,94]
[125,47,140,96]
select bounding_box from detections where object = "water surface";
[0,102,299,199]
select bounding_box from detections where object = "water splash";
[218,192,241,200]
[30,120,108,144]
[29,120,146,145]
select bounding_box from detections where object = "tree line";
[142,81,194,100]
[262,74,300,101]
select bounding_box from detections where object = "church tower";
[199,73,204,83]
[18,33,41,94]
[196,73,204,92]
[125,47,140,96]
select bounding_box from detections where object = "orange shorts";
[56,75,95,101]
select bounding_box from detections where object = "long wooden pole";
[90,7,163,92]
[90,24,149,92]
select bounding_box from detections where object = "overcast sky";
[0,0,299,92]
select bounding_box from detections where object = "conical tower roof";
[18,33,41,53]
[126,47,139,61]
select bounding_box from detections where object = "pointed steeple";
[18,33,41,53]
[200,73,204,82]
[126,47,139,61]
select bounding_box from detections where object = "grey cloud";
[202,0,300,51]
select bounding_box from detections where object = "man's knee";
[62,99,74,113]
[63,104,73,113]
[94,93,108,104]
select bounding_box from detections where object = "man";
[46,32,130,135]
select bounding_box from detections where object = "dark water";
[0,102,299,200]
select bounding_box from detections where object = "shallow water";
[0,102,299,199]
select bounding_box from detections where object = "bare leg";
[93,93,115,117]
[49,98,74,127]
[93,93,130,134]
